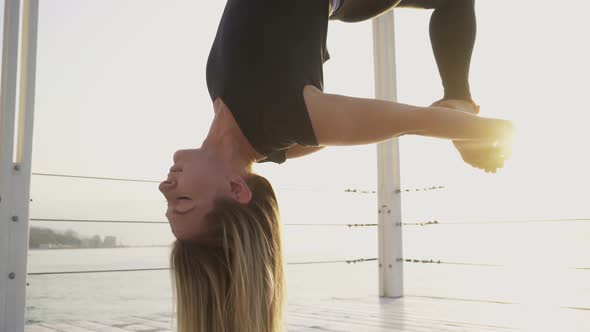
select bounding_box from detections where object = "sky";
[1,0,590,253]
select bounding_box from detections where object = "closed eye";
[177,196,191,200]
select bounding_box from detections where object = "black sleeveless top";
[206,0,330,164]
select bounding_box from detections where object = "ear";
[228,176,252,204]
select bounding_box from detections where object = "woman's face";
[159,149,228,240]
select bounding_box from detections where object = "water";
[25,220,590,324]
[25,246,378,323]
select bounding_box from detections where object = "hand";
[452,139,512,173]
[430,99,510,173]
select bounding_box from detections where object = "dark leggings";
[330,0,476,102]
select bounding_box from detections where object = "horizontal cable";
[400,258,502,267]
[32,172,160,183]
[396,185,445,193]
[345,185,445,195]
[288,258,377,265]
[32,172,443,194]
[27,267,170,276]
[284,223,377,228]
[344,188,376,194]
[401,258,590,270]
[31,217,590,227]
[402,220,441,226]
[31,218,167,224]
[402,218,590,226]
[30,172,342,191]
[28,258,378,276]
[30,218,377,227]
[26,258,590,276]
[32,172,336,192]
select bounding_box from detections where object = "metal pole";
[0,0,39,331]
[0,0,23,329]
[372,10,403,298]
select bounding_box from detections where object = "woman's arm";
[303,85,512,146]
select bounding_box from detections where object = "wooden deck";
[25,295,590,332]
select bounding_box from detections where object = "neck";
[201,99,263,173]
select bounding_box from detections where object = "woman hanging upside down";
[159,0,512,331]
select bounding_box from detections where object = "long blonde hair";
[169,173,285,332]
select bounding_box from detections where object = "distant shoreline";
[29,245,170,250]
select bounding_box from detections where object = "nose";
[158,178,176,196]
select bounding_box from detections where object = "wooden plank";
[24,295,590,332]
[287,312,409,332]
[66,321,130,332]
[39,323,96,332]
[23,326,61,332]
[124,317,173,330]
[120,325,160,332]
[290,297,514,330]
[289,299,494,331]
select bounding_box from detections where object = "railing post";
[372,10,403,298]
[0,0,39,331]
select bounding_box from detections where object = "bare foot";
[431,99,511,173]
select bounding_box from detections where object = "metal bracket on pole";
[372,10,403,298]
[1,1,40,331]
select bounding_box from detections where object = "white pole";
[0,0,39,331]
[0,0,23,329]
[372,10,403,298]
